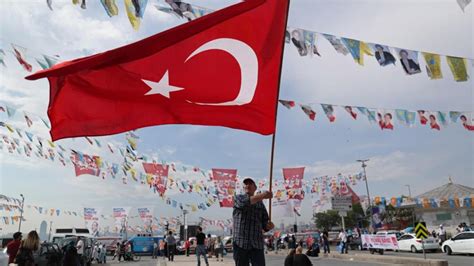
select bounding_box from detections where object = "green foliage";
[314,210,340,230]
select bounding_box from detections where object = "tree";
[314,210,340,230]
[344,203,369,228]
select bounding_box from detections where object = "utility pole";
[357,159,372,232]
[183,210,189,241]
[18,194,25,232]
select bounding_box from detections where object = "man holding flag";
[233,178,274,266]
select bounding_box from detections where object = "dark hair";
[198,226,202,231]
[375,44,383,50]
[13,232,22,240]
[384,113,392,119]
[460,115,467,121]
[429,114,436,120]
[399,49,408,56]
[168,231,173,235]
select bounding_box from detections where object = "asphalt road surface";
[348,249,474,266]
[101,251,473,266]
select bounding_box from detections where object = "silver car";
[0,248,9,265]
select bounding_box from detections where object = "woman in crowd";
[15,230,40,266]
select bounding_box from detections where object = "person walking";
[196,226,209,266]
[206,234,215,258]
[233,177,274,266]
[322,230,330,254]
[214,236,224,262]
[438,224,447,245]
[118,241,126,262]
[338,230,348,254]
[153,241,158,259]
[14,230,40,266]
[112,242,120,260]
[166,231,176,261]
[159,239,166,259]
[6,232,22,265]
[76,236,85,265]
[184,238,191,256]
[98,242,107,264]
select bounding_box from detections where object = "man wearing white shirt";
[338,230,348,254]
[76,237,85,265]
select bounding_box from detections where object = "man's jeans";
[196,245,209,266]
[233,242,265,266]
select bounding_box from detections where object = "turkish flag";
[26,0,290,141]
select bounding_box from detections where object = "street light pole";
[183,210,189,241]
[18,194,25,232]
[357,159,372,232]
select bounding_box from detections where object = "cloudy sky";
[0,0,472,235]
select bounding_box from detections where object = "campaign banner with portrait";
[372,206,383,229]
[142,163,169,197]
[138,207,154,233]
[113,207,131,233]
[361,234,399,250]
[211,169,237,208]
[71,152,101,177]
[283,167,305,200]
[83,207,100,237]
[394,48,421,75]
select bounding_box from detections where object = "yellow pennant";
[422,53,443,79]
[124,0,141,31]
[447,56,469,82]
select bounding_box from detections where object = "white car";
[441,231,474,255]
[396,233,439,253]
[0,248,9,266]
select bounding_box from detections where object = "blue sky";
[0,0,473,235]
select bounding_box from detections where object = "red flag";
[71,152,101,177]
[211,168,237,208]
[282,167,305,200]
[143,163,169,196]
[26,0,290,141]
[344,106,357,120]
[12,44,33,72]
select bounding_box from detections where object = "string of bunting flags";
[372,195,473,209]
[39,0,473,30]
[278,100,474,132]
[1,1,472,84]
[155,1,473,83]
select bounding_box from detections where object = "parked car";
[33,242,63,266]
[396,233,439,253]
[0,248,8,266]
[441,231,474,255]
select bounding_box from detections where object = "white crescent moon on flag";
[185,38,259,106]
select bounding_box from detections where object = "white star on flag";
[143,71,184,98]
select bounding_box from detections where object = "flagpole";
[268,0,291,221]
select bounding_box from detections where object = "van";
[52,228,93,243]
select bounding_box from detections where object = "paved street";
[347,250,474,266]
[103,254,384,265]
[100,251,473,266]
